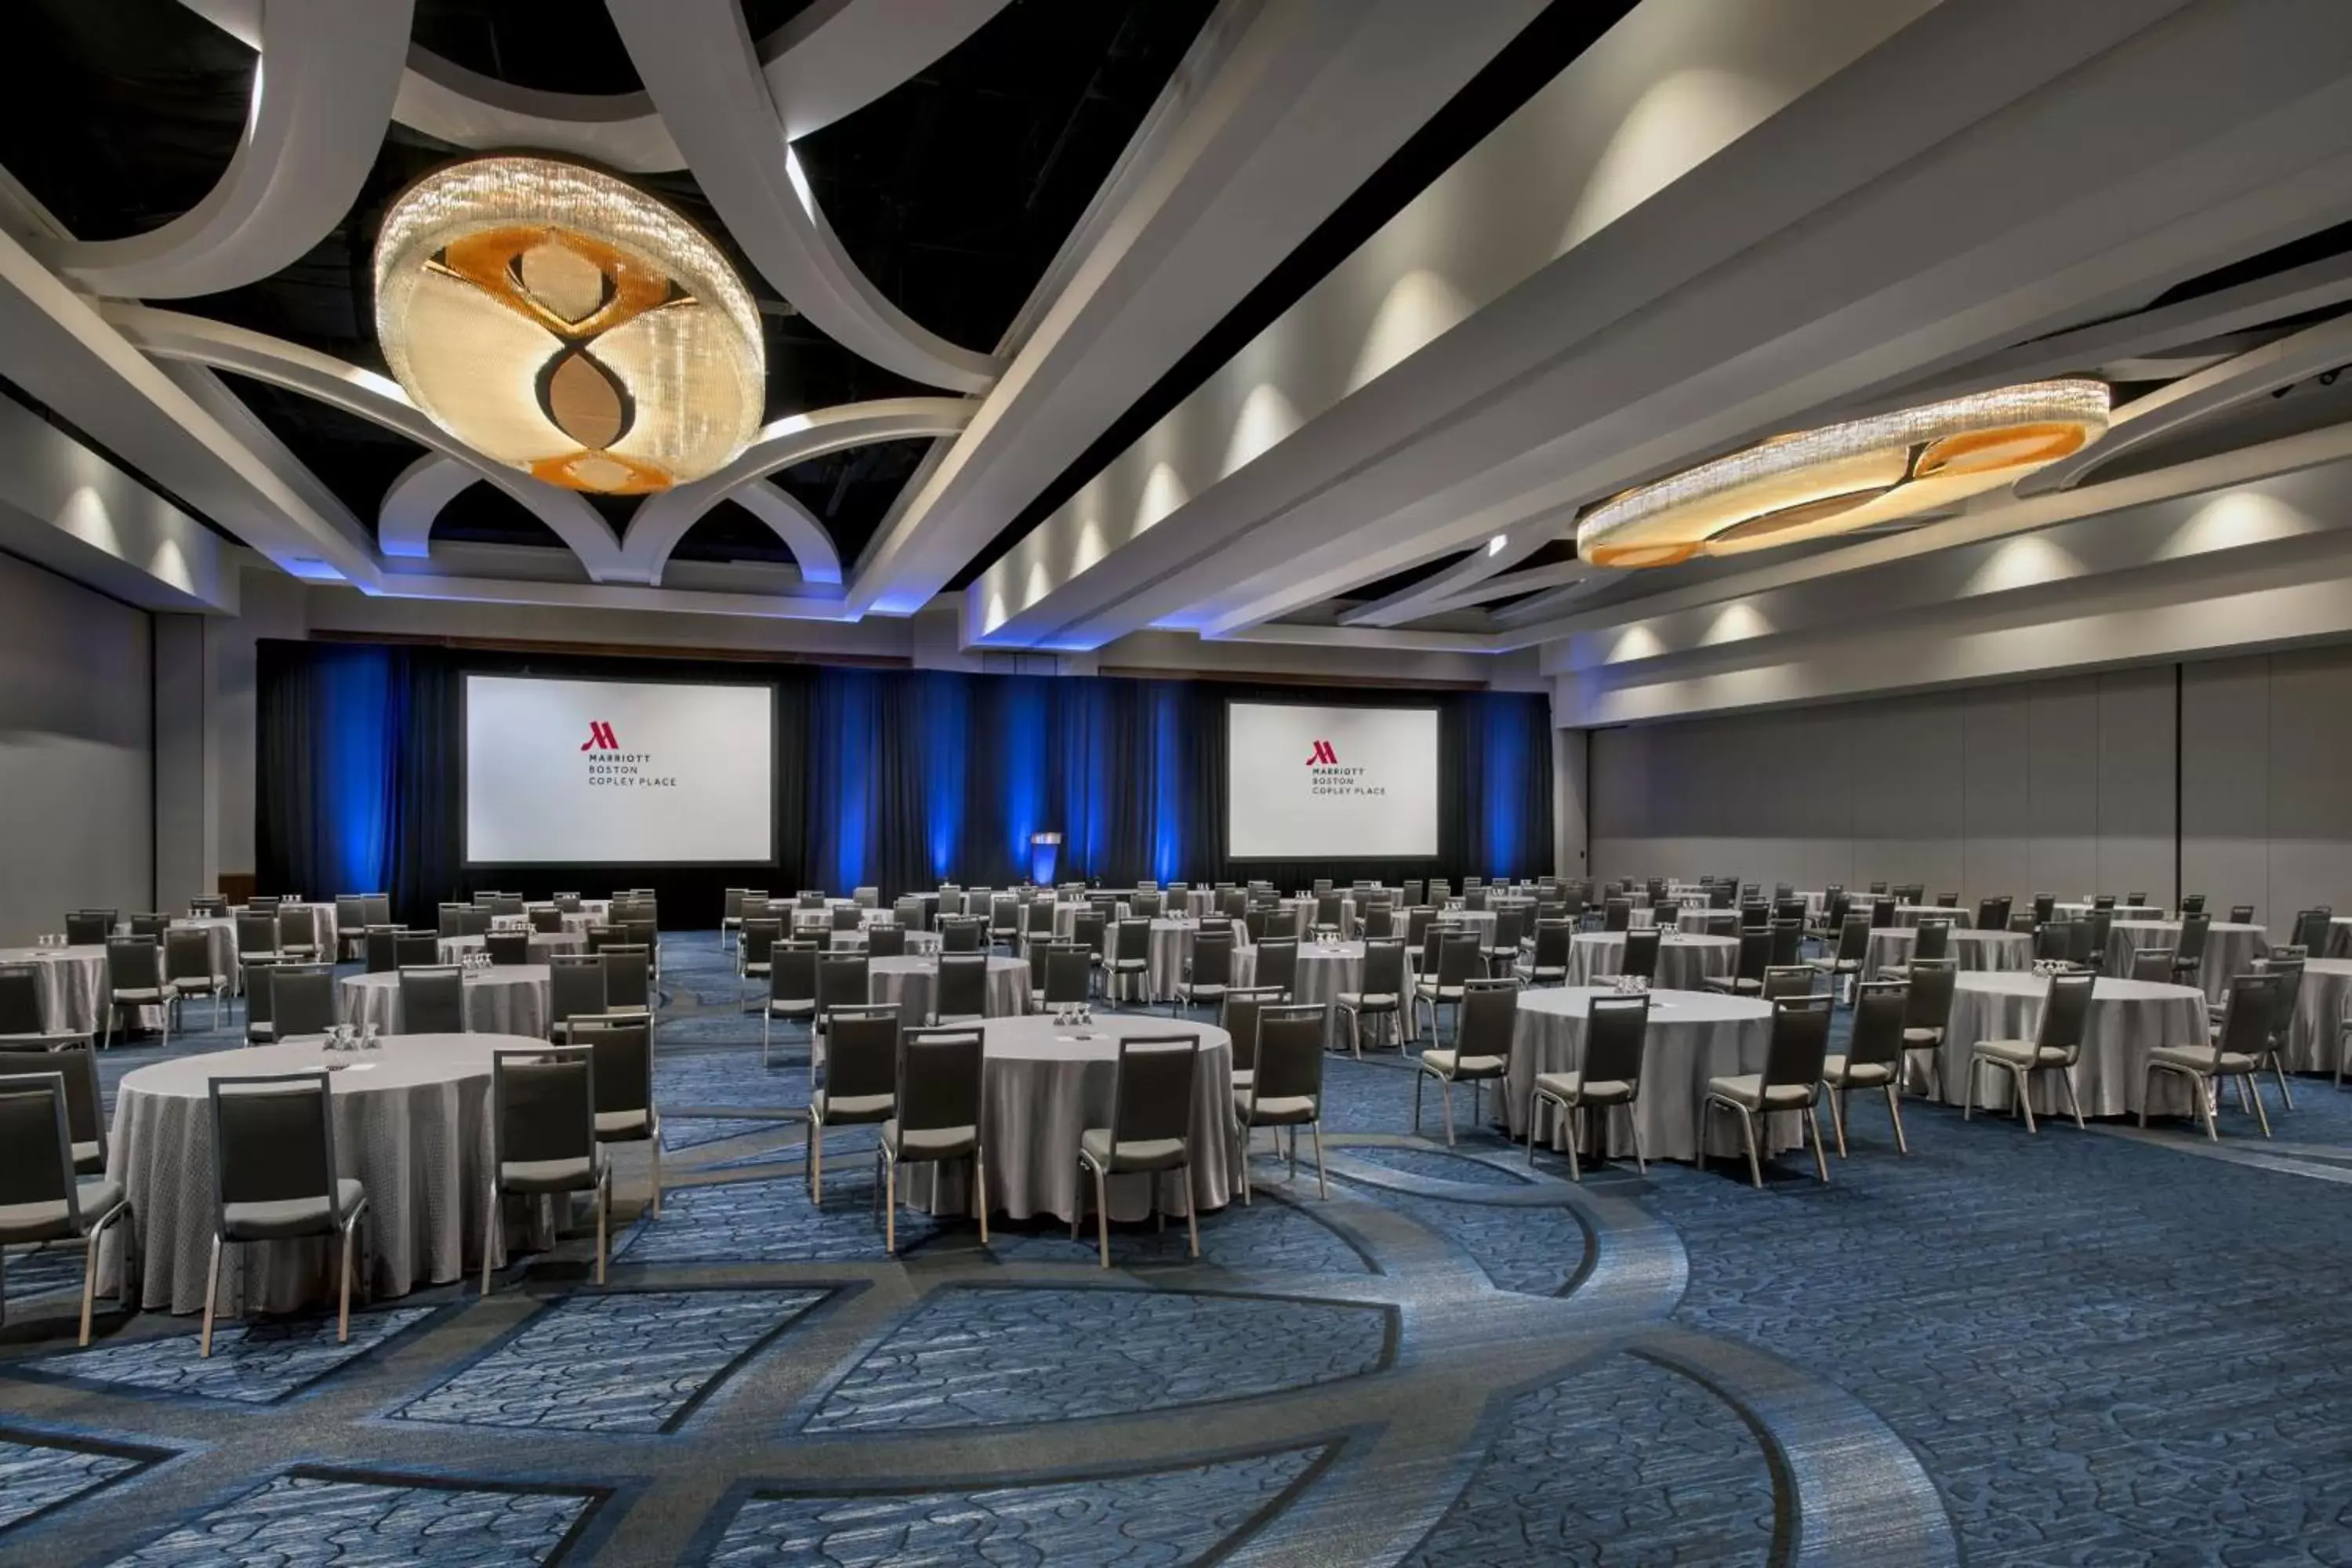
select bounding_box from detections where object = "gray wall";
[2181,646,2352,924]
[0,550,151,944]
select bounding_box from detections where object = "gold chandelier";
[373,157,764,495]
[1574,379,2111,568]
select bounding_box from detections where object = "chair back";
[1762,995,1833,1092]
[1976,895,2011,933]
[550,953,609,1026]
[335,895,365,937]
[62,911,110,947]
[210,1072,342,1222]
[1404,906,1435,950]
[279,905,318,949]
[489,895,524,919]
[1849,982,1908,1069]
[1760,965,1814,1001]
[1620,927,1661,982]
[1463,885,1489,913]
[107,935,162,993]
[459,906,492,937]
[165,927,217,985]
[355,892,389,927]
[1603,897,1632,932]
[1454,977,1519,1061]
[1738,901,1769,931]
[1113,917,1151,963]
[1250,1005,1325,1107]
[492,1047,596,1170]
[390,931,437,969]
[1362,903,1395,939]
[1189,931,1234,988]
[2295,908,2333,953]
[936,953,989,1017]
[897,1026,984,1138]
[893,895,924,931]
[528,906,561,934]
[2035,971,2096,1057]
[1073,910,1108,962]
[1314,892,1342,929]
[2227,903,2255,925]
[601,946,652,1011]
[1255,938,1300,993]
[1433,932,1483,986]
[485,930,531,966]
[2127,947,2172,982]
[1106,1034,1200,1152]
[1900,958,1956,1032]
[824,1005,900,1101]
[2030,892,2056,924]
[436,902,464,938]
[0,966,45,1036]
[363,927,401,973]
[860,924,903,958]
[1363,937,1410,998]
[1583,993,1649,1087]
[2034,920,2075,963]
[2211,971,2279,1069]
[1027,898,1056,935]
[1530,920,1572,971]
[1867,896,1896,929]
[854,886,880,909]
[2259,952,2306,1041]
[398,966,466,1033]
[572,1014,653,1120]
[1490,907,1524,952]
[2179,893,2206,916]
[990,894,1022,934]
[722,888,746,925]
[1401,879,1425,909]
[940,916,984,953]
[831,903,864,933]
[816,953,870,1018]
[2092,893,2117,910]
[270,966,336,1036]
[2173,910,2211,960]
[1133,891,1165,920]
[0,1076,78,1225]
[1042,946,1092,1004]
[0,1042,102,1163]
[1218,986,1283,1076]
[1730,927,1769,984]
[740,919,783,971]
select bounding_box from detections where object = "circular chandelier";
[1574,379,2111,568]
[373,157,764,495]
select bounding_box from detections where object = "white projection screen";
[465,674,775,865]
[1226,701,1439,859]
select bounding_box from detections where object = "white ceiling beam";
[1337,513,1572,626]
[365,572,855,622]
[377,454,477,561]
[729,483,841,586]
[759,0,1009,143]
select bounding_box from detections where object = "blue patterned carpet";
[3,927,2349,1565]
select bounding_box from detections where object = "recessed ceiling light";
[1487,534,1508,555]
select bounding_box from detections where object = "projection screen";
[465,673,775,864]
[1226,701,1439,859]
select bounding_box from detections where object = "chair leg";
[1527,1094,1542,1166]
[1885,1084,1908,1156]
[481,1184,499,1295]
[1412,1070,1424,1133]
[1439,1077,1456,1147]
[1183,1163,1200,1258]
[975,1153,989,1245]
[2060,1070,2085,1131]
[1310,1122,1328,1200]
[2247,1074,2273,1139]
[1828,1088,1849,1158]
[1627,1102,1646,1175]
[884,1155,897,1255]
[762,1009,771,1067]
[2274,1055,2296,1110]
[1807,1104,1829,1182]
[2139,1065,2154,1129]
[1738,1106,1762,1189]
[336,1216,357,1344]
[1072,1162,1083,1242]
[2200,1074,2220,1141]
[595,1171,608,1285]
[2016,1067,2039,1134]
[1566,1102,1582,1183]
[811,1117,826,1206]
[79,1227,102,1346]
[201,1235,223,1357]
[651,1135,663,1218]
[1963,1056,1977,1120]
[1094,1167,1111,1269]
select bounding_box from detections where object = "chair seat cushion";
[768,999,815,1017]
[71,1139,101,1172]
[1414,982,1464,1000]
[884,1119,978,1160]
[1534,1069,1633,1104]
[1234,1091,1318,1125]
[1419,1049,1506,1079]
[1973,1039,2071,1068]
[2150,1045,2256,1073]
[1821,1054,1894,1087]
[1337,992,1398,1009]
[222,1178,365,1240]
[0,1176,122,1241]
[1080,1127,1189,1171]
[1178,982,1227,1000]
[594,1108,652,1139]
[1902,1027,1942,1046]
[811,1089,895,1123]
[1704,1073,1814,1110]
[500,1155,604,1195]
[1232,1067,1255,1094]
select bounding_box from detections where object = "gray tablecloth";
[2286,958,2352,1072]
[234,902,340,960]
[2103,921,2270,1002]
[525,899,610,931]
[2056,902,2163,920]
[1505,988,1793,1162]
[338,967,552,1038]
[1892,905,1973,929]
[1051,901,1132,940]
[829,928,942,954]
[437,932,585,964]
[0,946,108,1033]
[1142,918,1245,1001]
[1232,941,1419,1046]
[1929,972,2210,1118]
[1864,927,2034,976]
[864,956,1031,1027]
[898,1014,1232,1225]
[1674,908,1742,937]
[1566,932,1737,989]
[101,1035,523,1315]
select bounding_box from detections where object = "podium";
[1029,831,1063,887]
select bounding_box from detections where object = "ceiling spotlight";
[373,156,765,495]
[1573,379,2111,568]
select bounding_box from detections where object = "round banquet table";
[1051,901,1132,940]
[525,899,610,931]
[101,1035,525,1315]
[829,927,942,954]
[338,966,553,1038]
[2285,957,2352,1073]
[1504,988,1795,1162]
[1623,906,1661,930]
[1565,931,1737,989]
[1143,917,1244,1001]
[898,1013,1233,1224]
[2103,920,2270,1003]
[1232,940,1421,1046]
[1432,909,1497,945]
[1891,905,1973,929]
[0,944,109,1033]
[1863,927,2034,977]
[1675,908,1741,937]
[437,931,585,964]
[865,955,1031,1027]
[2056,902,2163,921]
[234,902,340,960]
[1924,971,2211,1118]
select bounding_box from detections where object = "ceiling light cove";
[1573,379,2111,568]
[374,157,764,495]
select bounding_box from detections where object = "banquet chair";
[1338,938,1407,1057]
[1036,945,1093,1011]
[1075,1033,1203,1265]
[865,924,907,958]
[1602,897,1632,933]
[1174,929,1232,1016]
[2125,891,2148,908]
[1702,993,1834,1189]
[165,927,228,1031]
[1242,906,1269,946]
[814,954,870,1041]
[1235,1005,1327,1203]
[720,888,749,950]
[1761,965,1817,1002]
[277,905,319,961]
[1705,927,1772,996]
[484,931,531,967]
[2169,910,2212,987]
[245,895,282,915]
[437,902,466,938]
[573,1014,660,1216]
[362,927,403,975]
[797,890,827,910]
[2179,893,2207,916]
[1097,919,1150,1005]
[1221,887,1250,921]
[989,895,1023,951]
[554,893,583,914]
[2033,920,2076,964]
[2144,971,2278,1141]
[335,896,366,958]
[1879,919,1950,982]
[1071,910,1109,993]
[548,953,609,1045]
[191,895,227,917]
[762,944,819,1065]
[1254,937,1300,1006]
[1529,992,1647,1180]
[205,1071,368,1352]
[2294,908,2334,955]
[1428,880,1451,905]
[0,1074,132,1345]
[127,913,169,941]
[394,931,439,969]
[1965,969,2096,1134]
[736,918,782,1007]
[472,891,499,909]
[2031,892,2057,925]
[65,911,114,947]
[361,893,391,929]
[1134,891,1166,920]
[618,919,661,979]
[1401,880,1425,909]
[1823,982,1911,1157]
[600,946,653,1035]
[1414,978,1516,1147]
[1894,959,1957,1098]
[941,916,985,954]
[1976,895,2013,934]
[0,965,78,1048]
[853,886,880,909]
[1524,920,1573,985]
[0,1040,105,1173]
[1867,897,1898,931]
[271,966,337,1040]
[398,967,466,1034]
[1617,927,1663,984]
[1413,933,1480,1045]
[240,959,281,1043]
[1463,886,1490,913]
[489,895,525,920]
[1218,986,1284,1095]
[1481,908,1525,977]
[234,912,283,982]
[1313,878,1334,898]
[529,907,564,935]
[483,1047,606,1294]
[1024,897,1057,957]
[1738,901,1769,931]
[932,954,991,1025]
[1314,892,1343,933]
[2246,950,2305,1109]
[2228,903,2255,925]
[2129,947,2174,982]
[1402,906,1436,967]
[809,1005,898,1204]
[896,896,927,934]
[1809,916,1871,1004]
[1362,902,1396,941]
[103,937,170,1051]
[877,1025,989,1254]
[459,906,492,938]
[2079,909,2114,972]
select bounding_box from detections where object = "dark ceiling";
[2,0,1214,572]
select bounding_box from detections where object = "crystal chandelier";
[1574,379,2111,568]
[374,157,764,495]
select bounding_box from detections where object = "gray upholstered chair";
[737,917,782,1007]
[2250,950,2306,1108]
[2169,911,2212,987]
[1895,958,1956,1098]
[103,937,170,1051]
[0,1040,107,1174]
[483,1047,607,1294]
[1102,918,1152,1004]
[574,1014,660,1215]
[719,887,750,950]
[529,906,564,935]
[1965,970,2096,1133]
[1525,920,1573,985]
[1252,937,1300,1004]
[397,966,466,1034]
[1705,927,1772,996]
[437,902,466,938]
[1823,981,1910,1156]
[1074,1033,1202,1266]
[1173,929,1233,1016]
[1217,985,1285,1097]
[1414,978,1517,1147]
[1412,934,1482,1043]
[940,915,985,953]
[2128,946,2176,982]
[547,953,609,1044]
[2144,971,2278,1141]
[1234,1005,1327,1201]
[65,911,114,947]
[601,945,653,1031]
[1034,945,1092,1011]
[877,1025,987,1254]
[0,1073,131,1344]
[808,1004,897,1205]
[362,926,402,975]
[814,953,870,1040]
[1337,938,1406,1058]
[1529,992,1646,1180]
[204,1072,367,1352]
[164,927,229,1032]
[269,965,336,1040]
[483,930,530,967]
[931,954,989,1025]
[276,904,319,961]
[1808,915,1871,1004]
[1702,993,1833,1188]
[866,924,907,958]
[764,943,819,1065]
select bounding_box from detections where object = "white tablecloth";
[1051,901,1131,940]
[1675,908,1742,937]
[899,1014,1233,1224]
[864,956,1031,1027]
[2285,958,2352,1073]
[525,899,610,931]
[167,918,240,984]
[437,932,585,964]
[2103,921,2270,1002]
[236,902,340,960]
[1892,905,1973,929]
[1565,932,1738,989]
[1231,941,1420,1046]
[0,945,108,1033]
[338,967,553,1038]
[102,1035,522,1315]
[1140,918,1245,1001]
[829,927,942,954]
[2056,902,2164,920]
[1929,972,2210,1117]
[1505,988,1795,1163]
[1863,927,2034,976]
